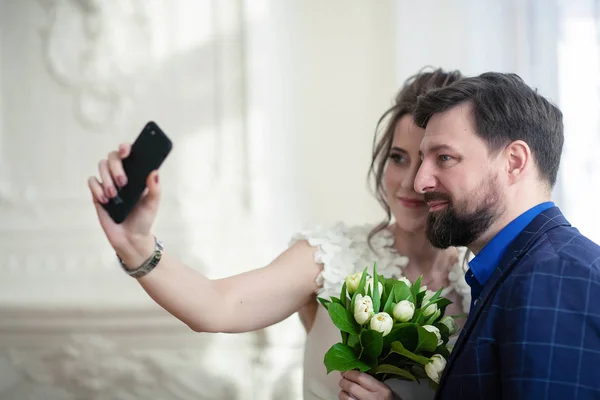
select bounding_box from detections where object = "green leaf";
[435,321,450,342]
[393,281,413,303]
[356,268,369,295]
[324,343,370,374]
[425,309,441,325]
[372,263,381,313]
[435,298,453,312]
[436,344,451,359]
[330,296,344,306]
[415,325,439,353]
[318,297,331,310]
[348,334,360,349]
[383,290,396,315]
[420,290,452,312]
[421,290,445,307]
[382,279,395,309]
[411,276,423,304]
[359,329,384,364]
[327,303,361,335]
[374,364,417,381]
[384,277,395,293]
[390,341,432,366]
[341,331,349,345]
[384,323,418,350]
[428,288,443,301]
[340,281,348,306]
[350,268,369,312]
[421,289,442,311]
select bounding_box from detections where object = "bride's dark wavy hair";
[367,67,463,248]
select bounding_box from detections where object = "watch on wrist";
[118,236,164,278]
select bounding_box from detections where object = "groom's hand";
[338,371,398,400]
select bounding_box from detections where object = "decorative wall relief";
[1,329,255,400]
[6,335,238,400]
[36,0,153,130]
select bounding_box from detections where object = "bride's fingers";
[342,371,384,392]
[98,159,117,198]
[88,176,108,204]
[339,377,370,400]
[338,391,358,400]
[118,143,131,158]
[107,150,127,187]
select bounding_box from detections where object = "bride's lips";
[398,197,427,209]
[427,200,449,212]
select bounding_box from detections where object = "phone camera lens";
[150,130,156,135]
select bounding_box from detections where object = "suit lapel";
[435,207,571,397]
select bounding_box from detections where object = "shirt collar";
[468,201,555,286]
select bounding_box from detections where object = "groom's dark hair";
[413,72,564,188]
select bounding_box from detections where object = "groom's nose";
[414,160,437,194]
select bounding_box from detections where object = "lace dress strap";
[289,222,407,299]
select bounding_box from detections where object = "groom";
[413,72,600,399]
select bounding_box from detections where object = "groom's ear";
[505,140,531,184]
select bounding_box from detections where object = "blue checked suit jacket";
[435,207,600,399]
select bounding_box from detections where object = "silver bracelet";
[118,237,164,279]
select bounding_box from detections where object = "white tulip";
[440,316,460,336]
[423,325,443,346]
[392,300,415,322]
[369,312,393,336]
[419,285,428,293]
[354,294,374,325]
[424,354,447,384]
[345,272,362,295]
[423,290,436,303]
[422,290,438,317]
[397,276,412,286]
[422,302,439,317]
[366,277,384,299]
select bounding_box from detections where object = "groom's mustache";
[424,192,452,204]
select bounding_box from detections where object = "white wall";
[555,0,600,244]
[246,0,399,246]
[395,0,559,86]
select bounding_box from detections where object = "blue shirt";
[465,201,555,306]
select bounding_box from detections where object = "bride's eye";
[389,153,406,164]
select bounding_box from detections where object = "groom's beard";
[425,181,503,249]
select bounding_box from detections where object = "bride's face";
[383,115,429,233]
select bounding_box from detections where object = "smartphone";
[102,121,173,224]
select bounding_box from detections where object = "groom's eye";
[437,155,458,167]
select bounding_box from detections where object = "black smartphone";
[102,121,173,224]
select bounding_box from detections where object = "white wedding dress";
[290,222,471,400]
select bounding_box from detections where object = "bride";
[87,67,471,400]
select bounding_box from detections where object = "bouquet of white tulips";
[318,264,462,389]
